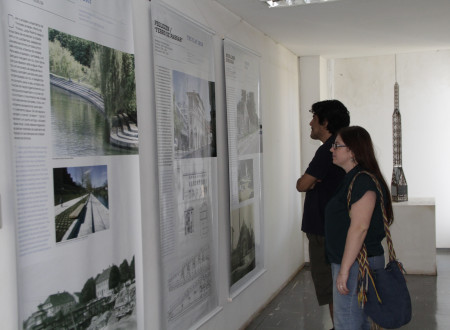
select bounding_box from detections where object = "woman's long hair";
[339,126,394,225]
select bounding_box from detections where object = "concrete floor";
[245,249,450,330]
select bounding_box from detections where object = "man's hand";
[296,173,318,192]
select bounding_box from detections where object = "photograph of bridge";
[48,28,138,157]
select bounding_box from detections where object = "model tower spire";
[391,80,408,202]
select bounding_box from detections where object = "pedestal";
[384,198,436,275]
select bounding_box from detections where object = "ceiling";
[214,0,450,58]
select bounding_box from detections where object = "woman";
[324,126,393,330]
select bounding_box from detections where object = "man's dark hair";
[310,100,350,134]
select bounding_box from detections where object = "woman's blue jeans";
[331,255,385,330]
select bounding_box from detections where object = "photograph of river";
[48,28,138,157]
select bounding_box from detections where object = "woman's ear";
[351,151,357,164]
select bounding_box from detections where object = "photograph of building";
[172,70,216,158]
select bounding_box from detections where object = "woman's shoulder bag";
[347,171,412,329]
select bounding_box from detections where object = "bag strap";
[346,170,402,307]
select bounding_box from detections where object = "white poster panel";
[2,0,141,328]
[223,38,265,296]
[151,2,219,330]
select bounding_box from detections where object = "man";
[296,100,350,329]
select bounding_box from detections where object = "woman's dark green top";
[324,165,387,264]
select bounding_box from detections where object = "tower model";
[391,82,408,202]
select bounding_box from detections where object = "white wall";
[330,51,450,248]
[298,56,329,262]
[133,0,303,329]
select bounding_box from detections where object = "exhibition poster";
[151,2,220,329]
[223,38,265,296]
[1,0,141,328]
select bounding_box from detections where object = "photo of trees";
[49,28,138,156]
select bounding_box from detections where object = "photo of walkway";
[54,166,109,243]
